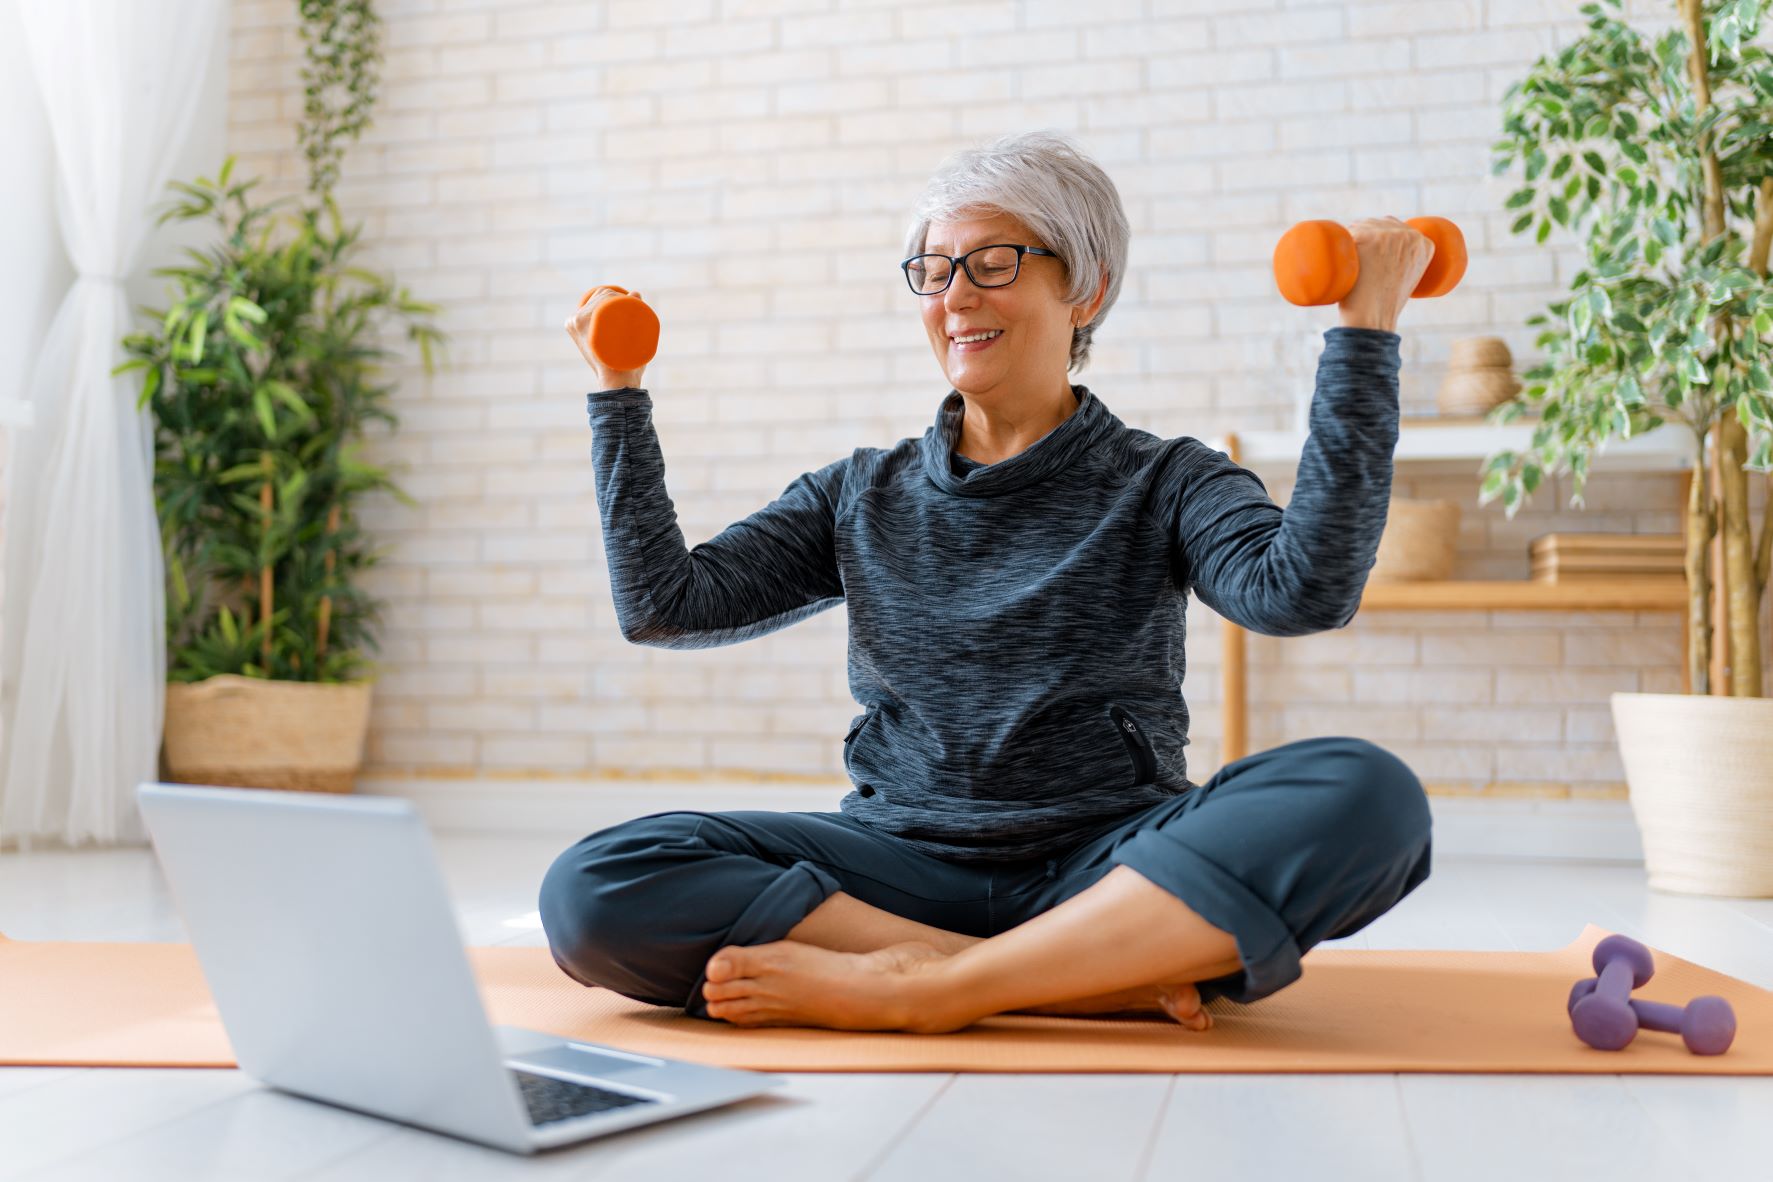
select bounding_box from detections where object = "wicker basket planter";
[162,674,374,794]
[1610,691,1773,897]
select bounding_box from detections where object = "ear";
[1074,264,1110,326]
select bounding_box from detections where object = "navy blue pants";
[539,736,1433,1021]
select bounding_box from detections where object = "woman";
[547,130,1437,1034]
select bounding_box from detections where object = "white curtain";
[1,0,225,849]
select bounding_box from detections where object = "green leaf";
[223,319,263,351]
[227,295,268,323]
[1581,150,1606,174]
[262,380,316,422]
[137,364,161,411]
[253,387,277,438]
[1506,188,1535,209]
[216,462,270,485]
[187,308,209,363]
[1536,218,1552,244]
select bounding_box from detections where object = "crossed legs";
[700,864,1245,1033]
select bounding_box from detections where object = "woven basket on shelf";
[1436,336,1523,417]
[162,674,374,793]
[1611,692,1773,897]
[1369,497,1462,582]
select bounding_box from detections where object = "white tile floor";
[2,825,1771,1181]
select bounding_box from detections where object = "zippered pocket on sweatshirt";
[1109,705,1157,784]
[845,704,879,745]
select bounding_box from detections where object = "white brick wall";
[201,0,1772,798]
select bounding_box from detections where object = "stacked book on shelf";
[1529,533,1686,583]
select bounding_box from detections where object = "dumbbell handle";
[1568,978,1692,1028]
[1596,952,1637,1000]
[1628,998,1688,1034]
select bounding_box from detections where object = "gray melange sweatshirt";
[585,326,1402,863]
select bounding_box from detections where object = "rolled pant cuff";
[1112,827,1300,1005]
[682,859,844,1019]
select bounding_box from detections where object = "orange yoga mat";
[2,924,1769,1075]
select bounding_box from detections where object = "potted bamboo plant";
[113,0,445,792]
[1482,0,1773,894]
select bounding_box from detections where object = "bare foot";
[700,939,953,1031]
[700,939,1212,1033]
[1017,980,1214,1030]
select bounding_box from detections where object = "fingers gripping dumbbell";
[1271,216,1467,306]
[1567,976,1738,1056]
[576,285,660,372]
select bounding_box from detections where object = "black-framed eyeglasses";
[900,243,1062,296]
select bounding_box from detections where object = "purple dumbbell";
[1568,977,1737,1055]
[1569,934,1657,1050]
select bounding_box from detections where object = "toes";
[1157,985,1212,1031]
[705,945,749,983]
[706,998,764,1026]
[706,941,788,984]
[702,978,749,1002]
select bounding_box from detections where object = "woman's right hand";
[566,286,649,390]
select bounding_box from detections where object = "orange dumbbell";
[1271,216,1467,306]
[576,285,660,372]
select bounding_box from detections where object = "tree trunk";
[259,453,274,672]
[1681,0,1763,696]
[1750,186,1773,696]
[1719,413,1759,695]
[1686,446,1715,695]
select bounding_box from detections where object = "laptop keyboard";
[510,1068,661,1127]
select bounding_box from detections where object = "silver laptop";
[135,781,782,1155]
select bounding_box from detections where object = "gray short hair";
[902,129,1129,374]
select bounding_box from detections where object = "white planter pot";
[1610,691,1773,897]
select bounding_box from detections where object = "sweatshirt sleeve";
[1156,327,1402,637]
[585,387,848,649]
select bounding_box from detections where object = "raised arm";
[587,387,848,649]
[1156,326,1402,637]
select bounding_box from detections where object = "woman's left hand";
[1337,216,1437,333]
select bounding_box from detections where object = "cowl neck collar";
[921,384,1107,497]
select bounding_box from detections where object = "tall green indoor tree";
[1483,0,1773,695]
[112,0,444,686]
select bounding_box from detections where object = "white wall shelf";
[1212,417,1695,473]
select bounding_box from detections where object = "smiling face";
[917,211,1079,406]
